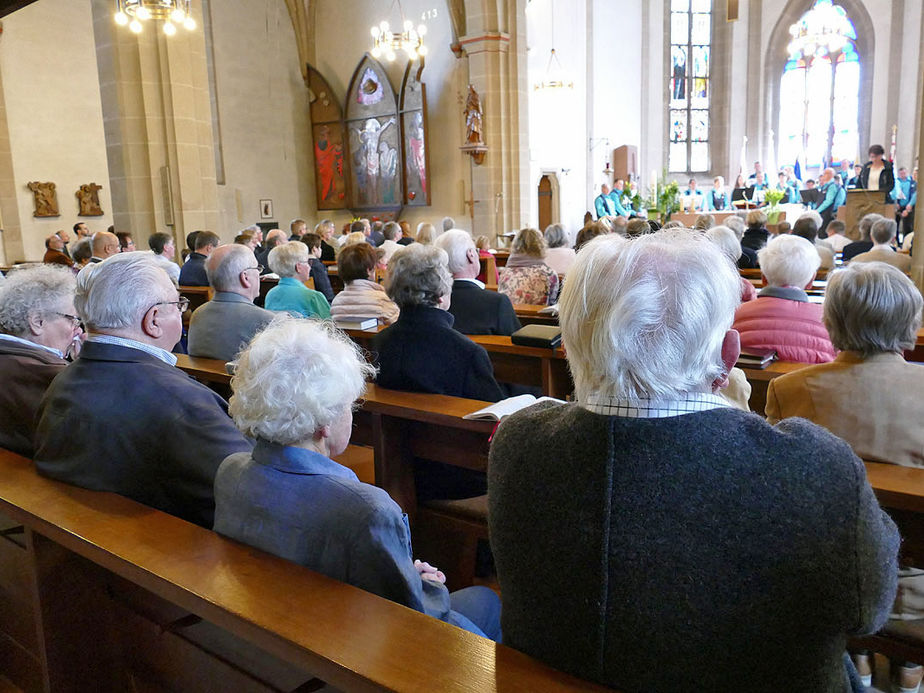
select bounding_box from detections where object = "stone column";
[911,43,924,291]
[459,0,529,244]
[91,0,219,247]
[0,48,23,265]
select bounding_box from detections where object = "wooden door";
[538,175,552,230]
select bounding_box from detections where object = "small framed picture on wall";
[259,199,273,219]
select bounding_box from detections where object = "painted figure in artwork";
[408,111,427,197]
[357,117,395,203]
[314,125,344,202]
[464,85,483,146]
[379,141,398,204]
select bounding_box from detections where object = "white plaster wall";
[313,0,470,233]
[526,0,588,235]
[208,0,312,238]
[0,0,113,262]
[897,0,923,169]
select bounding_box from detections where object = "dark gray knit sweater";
[488,403,898,692]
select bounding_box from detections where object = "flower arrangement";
[647,172,681,222]
[764,189,786,224]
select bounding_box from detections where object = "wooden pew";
[513,303,558,326]
[0,448,610,693]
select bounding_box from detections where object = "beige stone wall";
[0,0,113,263]
[207,0,313,239]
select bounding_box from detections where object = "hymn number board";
[307,56,431,215]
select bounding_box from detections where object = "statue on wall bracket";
[460,85,487,165]
[27,181,59,217]
[76,183,104,216]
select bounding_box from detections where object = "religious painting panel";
[345,54,402,212]
[400,60,430,206]
[307,65,349,210]
[670,46,688,102]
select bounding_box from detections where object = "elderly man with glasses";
[34,253,252,528]
[188,244,275,362]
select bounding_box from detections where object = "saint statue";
[464,85,484,146]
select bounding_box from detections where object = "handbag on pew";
[511,324,562,349]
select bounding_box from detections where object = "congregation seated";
[822,219,852,254]
[264,241,331,319]
[147,231,180,284]
[330,243,399,325]
[705,225,756,302]
[377,221,404,263]
[842,212,881,263]
[434,229,521,335]
[116,231,136,253]
[187,244,274,362]
[314,219,339,259]
[724,215,758,268]
[740,209,770,256]
[373,244,502,501]
[33,253,252,528]
[0,266,81,456]
[300,232,335,303]
[43,232,74,267]
[850,218,912,273]
[792,214,835,270]
[178,230,220,286]
[542,223,576,275]
[415,222,435,245]
[71,237,93,269]
[212,317,502,640]
[692,213,715,231]
[732,235,836,363]
[488,230,898,692]
[498,227,560,306]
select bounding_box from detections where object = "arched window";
[668,0,711,173]
[778,0,859,170]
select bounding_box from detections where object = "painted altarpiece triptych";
[308,55,430,215]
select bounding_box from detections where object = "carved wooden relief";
[76,183,104,216]
[27,181,59,217]
[400,59,430,207]
[344,54,402,213]
[307,64,349,210]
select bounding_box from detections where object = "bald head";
[92,231,120,260]
[206,244,261,300]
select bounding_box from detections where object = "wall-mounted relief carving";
[27,181,59,217]
[76,183,104,216]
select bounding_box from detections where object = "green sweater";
[265,277,331,319]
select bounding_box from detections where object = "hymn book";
[463,394,566,421]
[333,317,378,330]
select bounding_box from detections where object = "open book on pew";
[537,303,559,316]
[463,394,566,421]
[735,349,777,369]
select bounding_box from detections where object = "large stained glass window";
[669,0,711,173]
[778,0,859,169]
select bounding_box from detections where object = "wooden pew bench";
[0,448,610,693]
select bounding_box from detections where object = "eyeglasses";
[150,297,190,313]
[54,312,85,330]
[244,265,264,273]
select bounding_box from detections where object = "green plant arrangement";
[646,172,681,223]
[764,189,786,224]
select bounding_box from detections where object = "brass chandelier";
[114,0,196,35]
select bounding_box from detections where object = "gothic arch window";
[778,0,859,169]
[668,0,712,173]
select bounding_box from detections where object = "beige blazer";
[765,351,924,468]
[849,247,912,273]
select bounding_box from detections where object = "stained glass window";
[778,1,859,170]
[669,0,711,172]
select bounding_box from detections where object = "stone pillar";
[0,50,23,265]
[460,0,529,244]
[911,43,924,291]
[91,0,219,247]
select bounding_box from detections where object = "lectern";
[845,189,894,240]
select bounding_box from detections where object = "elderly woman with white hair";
[213,317,501,640]
[732,234,835,363]
[372,244,503,500]
[0,265,82,455]
[542,223,576,275]
[488,230,898,692]
[264,240,331,319]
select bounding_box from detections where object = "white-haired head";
[0,265,76,338]
[268,241,310,278]
[207,244,259,293]
[757,235,820,289]
[76,253,176,331]
[705,225,742,265]
[434,229,477,277]
[559,230,740,401]
[385,244,452,309]
[229,317,375,446]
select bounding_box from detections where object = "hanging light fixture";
[370,0,428,62]
[533,0,573,92]
[114,0,197,36]
[786,0,851,58]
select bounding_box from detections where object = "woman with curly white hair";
[213,317,501,640]
[0,265,82,455]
